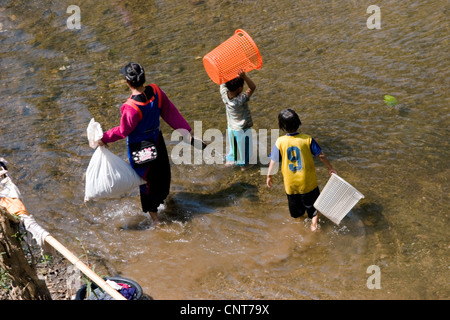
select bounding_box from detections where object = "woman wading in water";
[99,62,195,226]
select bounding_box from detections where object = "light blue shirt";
[220,84,253,131]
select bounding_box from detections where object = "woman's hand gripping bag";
[84,119,145,201]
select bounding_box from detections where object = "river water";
[0,0,448,300]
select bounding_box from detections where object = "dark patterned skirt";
[131,131,171,213]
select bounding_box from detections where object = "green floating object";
[384,95,398,106]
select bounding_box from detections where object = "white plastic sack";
[84,119,145,201]
[22,214,50,248]
[87,118,104,149]
[0,158,20,199]
[0,173,22,199]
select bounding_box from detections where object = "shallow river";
[0,0,448,299]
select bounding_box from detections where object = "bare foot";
[149,212,160,226]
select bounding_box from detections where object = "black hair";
[122,62,146,87]
[0,160,7,171]
[278,108,302,133]
[225,76,244,92]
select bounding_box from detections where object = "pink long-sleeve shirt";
[101,86,191,144]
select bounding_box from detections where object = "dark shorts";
[286,187,320,219]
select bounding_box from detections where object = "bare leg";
[310,213,318,232]
[149,211,160,226]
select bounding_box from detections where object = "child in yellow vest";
[266,109,336,231]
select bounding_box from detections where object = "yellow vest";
[276,133,318,194]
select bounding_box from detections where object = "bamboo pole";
[44,235,127,300]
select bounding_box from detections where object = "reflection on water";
[0,0,448,299]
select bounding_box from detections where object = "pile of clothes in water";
[87,279,136,300]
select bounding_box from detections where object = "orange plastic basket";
[203,29,262,84]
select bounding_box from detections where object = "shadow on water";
[161,182,259,223]
[339,201,389,238]
[117,182,259,230]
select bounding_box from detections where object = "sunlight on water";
[0,0,448,300]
